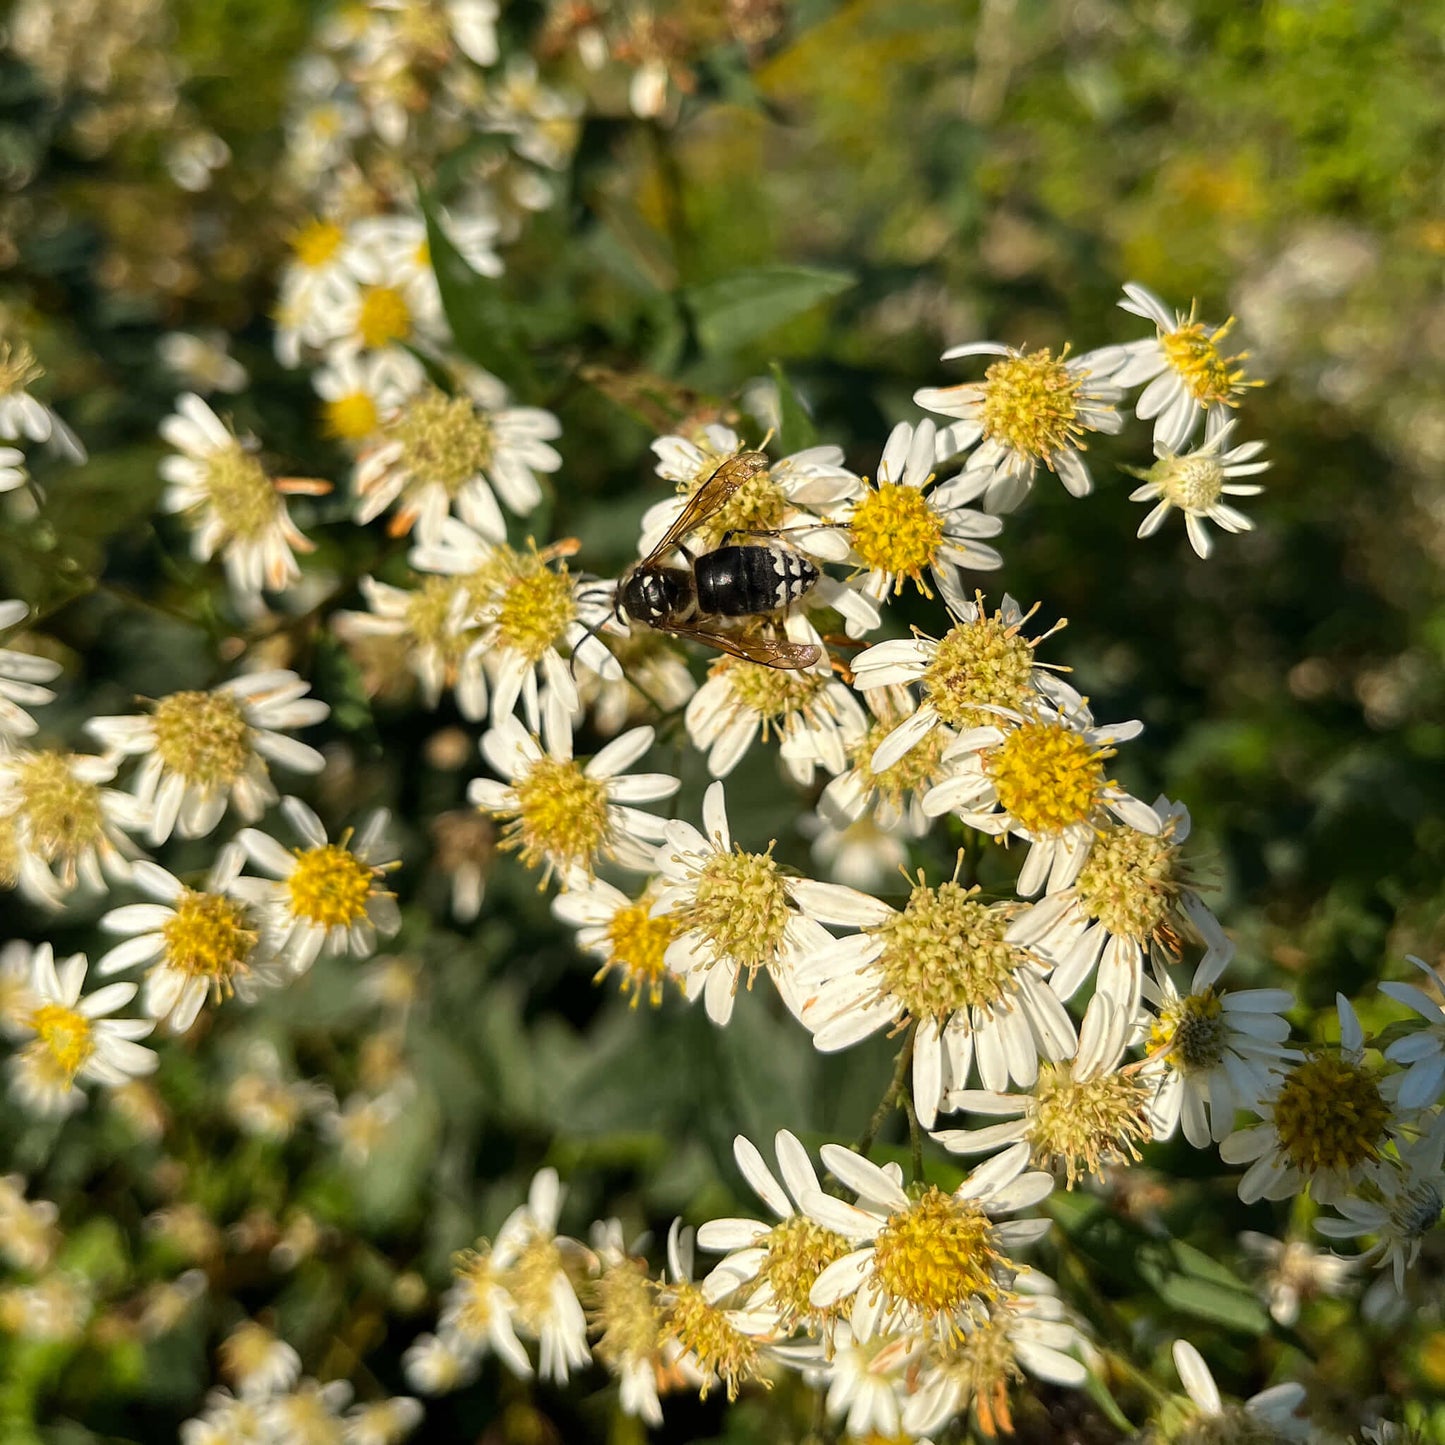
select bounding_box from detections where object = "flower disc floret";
[286,843,376,929]
[1072,826,1180,938]
[1026,1059,1154,1186]
[1272,1054,1390,1177]
[150,690,252,789]
[664,1280,761,1401]
[599,900,676,1007]
[682,467,786,550]
[923,614,1040,729]
[290,219,344,267]
[204,446,281,541]
[161,891,258,988]
[869,1187,1006,1319]
[676,846,790,979]
[872,881,1019,1020]
[25,1002,94,1085]
[985,722,1107,835]
[356,285,413,349]
[387,388,495,496]
[506,756,611,877]
[1152,989,1227,1073]
[1150,452,1227,512]
[11,752,105,865]
[850,717,950,811]
[0,342,44,396]
[759,1214,849,1321]
[849,482,945,590]
[717,659,828,731]
[509,1235,572,1334]
[494,564,577,664]
[1160,315,1249,408]
[978,348,1085,461]
[590,1258,660,1367]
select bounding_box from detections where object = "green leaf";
[683,265,854,354]
[769,361,818,452]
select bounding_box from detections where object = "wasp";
[614,451,823,670]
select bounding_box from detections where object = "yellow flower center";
[508,1233,570,1337]
[0,341,44,397]
[447,1246,504,1341]
[201,444,281,542]
[978,348,1087,461]
[161,890,258,987]
[712,658,827,733]
[1160,314,1251,407]
[927,1314,1025,1438]
[984,721,1108,835]
[848,481,944,594]
[356,284,413,349]
[678,460,786,550]
[760,1214,849,1324]
[921,607,1048,730]
[664,1280,762,1402]
[27,1001,95,1084]
[11,752,105,866]
[1025,1059,1153,1187]
[290,218,345,269]
[1150,987,1227,1074]
[286,843,376,928]
[386,386,495,496]
[404,575,471,664]
[150,690,253,790]
[869,1186,1007,1322]
[1271,1053,1390,1178]
[502,755,611,881]
[322,389,380,441]
[598,898,676,1007]
[590,1257,661,1369]
[1072,824,1180,939]
[494,564,577,664]
[219,1321,287,1390]
[676,845,791,981]
[849,714,950,812]
[871,880,1021,1021]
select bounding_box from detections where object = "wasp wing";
[641,451,771,566]
[666,621,822,671]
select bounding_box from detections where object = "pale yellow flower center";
[494,564,577,664]
[928,1313,1024,1437]
[502,755,610,880]
[11,752,105,865]
[870,1186,1007,1320]
[1072,824,1179,939]
[322,389,380,441]
[27,1001,94,1084]
[589,1257,660,1368]
[290,219,345,268]
[286,843,375,928]
[508,1233,570,1336]
[150,689,253,789]
[0,341,44,397]
[849,714,950,811]
[356,284,413,349]
[1151,452,1227,512]
[760,1214,849,1323]
[713,657,827,731]
[404,575,470,663]
[202,444,281,542]
[664,1280,761,1401]
[161,889,258,985]
[1025,1059,1153,1187]
[448,1247,503,1341]
[676,845,790,980]
[598,899,676,1007]
[387,387,495,495]
[678,460,786,550]
[922,611,1042,730]
[1272,1054,1389,1177]
[978,348,1086,460]
[984,722,1107,835]
[848,481,943,592]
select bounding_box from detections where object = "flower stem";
[852,1023,916,1159]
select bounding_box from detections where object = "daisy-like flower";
[96,850,280,1032]
[235,798,401,973]
[793,866,1076,1129]
[9,947,156,1117]
[642,422,862,559]
[401,1333,480,1395]
[437,1244,532,1380]
[0,748,146,896]
[1103,282,1260,451]
[922,709,1160,898]
[827,419,1003,603]
[801,813,911,895]
[586,1219,667,1426]
[1380,954,1445,1110]
[800,1141,1053,1342]
[1166,1339,1308,1442]
[354,375,560,544]
[850,594,1084,775]
[1237,1231,1356,1327]
[0,1174,59,1273]
[478,56,583,173]
[158,330,248,395]
[552,875,679,1008]
[218,1319,302,1398]
[913,341,1124,513]
[685,646,867,785]
[0,599,61,752]
[1128,414,1269,559]
[1220,995,1405,1205]
[429,809,495,922]
[260,1380,355,1443]
[0,339,85,461]
[1143,949,1297,1148]
[342,1396,424,1445]
[87,670,328,843]
[469,708,678,888]
[935,994,1155,1188]
[697,1131,853,1335]
[159,393,327,606]
[313,347,425,449]
[795,1311,923,1438]
[1004,796,1227,1012]
[575,626,698,737]
[273,217,363,367]
[652,781,833,1026]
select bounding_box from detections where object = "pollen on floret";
[1072,823,1181,940]
[848,480,944,594]
[713,658,827,733]
[985,721,1109,835]
[759,1214,850,1324]
[403,576,472,667]
[1151,988,1227,1074]
[928,1308,1025,1437]
[507,1232,575,1339]
[0,341,44,396]
[322,390,380,441]
[201,443,282,542]
[502,756,611,883]
[1271,1053,1390,1177]
[676,842,791,983]
[493,555,577,665]
[25,1002,94,1086]
[869,1186,1009,1324]
[384,386,495,497]
[1159,310,1254,408]
[10,751,106,868]
[978,348,1088,461]
[286,839,379,928]
[870,877,1022,1022]
[589,1255,662,1372]
[1024,1058,1154,1188]
[150,690,253,789]
[850,712,951,810]
[597,898,677,1007]
[678,457,786,549]
[446,1246,505,1340]
[161,890,258,994]
[290,218,344,268]
[662,1279,764,1401]
[356,284,413,349]
[921,601,1060,730]
[1145,452,1227,512]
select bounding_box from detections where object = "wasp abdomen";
[694,545,818,618]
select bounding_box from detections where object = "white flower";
[0,599,61,752]
[313,347,425,448]
[235,799,401,973]
[0,445,29,494]
[1101,282,1258,451]
[97,850,281,1032]
[342,1396,424,1445]
[652,781,832,1026]
[587,1219,666,1425]
[180,1388,269,1445]
[922,710,1159,898]
[401,1333,480,1395]
[158,330,248,395]
[552,875,678,1008]
[274,218,363,367]
[479,57,582,173]
[793,871,1076,1129]
[469,707,678,887]
[87,670,328,843]
[1237,1232,1356,1327]
[1169,1340,1308,1441]
[0,1172,58,1273]
[159,393,325,606]
[219,1319,302,1398]
[800,812,911,895]
[0,339,85,461]
[9,947,156,1117]
[1381,954,1445,1110]
[805,1313,922,1438]
[1129,413,1269,559]
[914,341,1124,513]
[575,627,698,737]
[260,1380,355,1443]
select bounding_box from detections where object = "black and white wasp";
[614,451,823,670]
